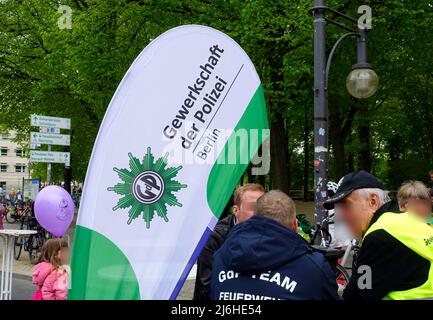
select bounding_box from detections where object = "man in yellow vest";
[324,170,433,300]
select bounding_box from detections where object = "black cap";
[323,170,385,210]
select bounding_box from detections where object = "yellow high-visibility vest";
[364,212,433,300]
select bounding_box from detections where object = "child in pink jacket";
[32,238,70,300]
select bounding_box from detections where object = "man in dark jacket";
[193,183,264,300]
[324,170,433,300]
[210,190,339,300]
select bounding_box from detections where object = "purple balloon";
[34,185,75,237]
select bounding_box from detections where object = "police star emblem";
[108,147,187,228]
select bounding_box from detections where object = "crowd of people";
[195,170,433,300]
[0,187,24,204]
[6,169,433,300]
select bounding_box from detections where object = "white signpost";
[30,132,70,146]
[29,115,71,183]
[30,150,70,167]
[31,114,71,130]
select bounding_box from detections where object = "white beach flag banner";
[69,25,269,300]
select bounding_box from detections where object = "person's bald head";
[255,190,297,230]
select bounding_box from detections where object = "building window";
[15,164,26,173]
[0,148,7,156]
[0,164,7,172]
[0,133,10,140]
[16,149,25,157]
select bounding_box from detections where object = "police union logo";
[108,147,187,228]
[132,171,165,204]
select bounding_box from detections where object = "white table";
[0,229,37,300]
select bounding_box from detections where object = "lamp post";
[310,0,378,225]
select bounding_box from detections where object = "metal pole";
[354,28,370,68]
[313,0,328,224]
[0,235,6,299]
[6,237,13,300]
[0,235,14,300]
[47,144,51,184]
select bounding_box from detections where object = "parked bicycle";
[4,200,31,224]
[340,238,361,273]
[309,211,350,291]
[14,205,50,264]
[307,181,357,291]
[4,201,18,223]
[309,211,334,246]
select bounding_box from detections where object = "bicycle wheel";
[5,209,16,223]
[336,264,350,292]
[14,237,23,260]
[28,234,43,265]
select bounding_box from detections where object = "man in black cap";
[324,170,433,300]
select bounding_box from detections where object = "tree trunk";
[258,174,266,189]
[246,162,252,183]
[358,124,372,172]
[358,104,372,172]
[332,133,346,179]
[270,112,289,194]
[329,100,357,180]
[347,151,355,172]
[64,167,72,194]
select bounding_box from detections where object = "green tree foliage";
[0,0,432,191]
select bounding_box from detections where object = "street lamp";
[346,30,379,98]
[346,68,379,99]
[310,0,378,225]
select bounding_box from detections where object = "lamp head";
[346,63,379,99]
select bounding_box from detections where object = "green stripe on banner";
[207,84,269,218]
[68,225,140,300]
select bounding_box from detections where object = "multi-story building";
[0,131,30,191]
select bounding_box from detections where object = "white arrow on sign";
[31,114,71,130]
[30,132,70,146]
[30,150,70,166]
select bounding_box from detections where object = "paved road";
[11,275,35,300]
[9,275,196,300]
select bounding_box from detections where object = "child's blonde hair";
[397,180,430,207]
[39,238,68,269]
